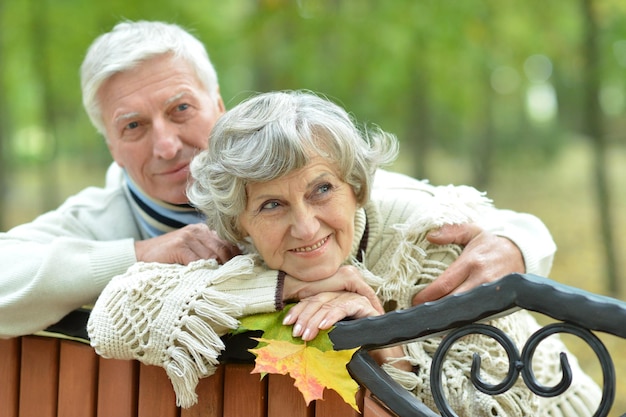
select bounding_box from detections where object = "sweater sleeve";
[479,208,556,276]
[87,254,280,408]
[371,169,557,277]
[0,186,140,338]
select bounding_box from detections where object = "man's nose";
[152,121,182,159]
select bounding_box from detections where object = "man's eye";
[126,121,140,130]
[176,103,190,112]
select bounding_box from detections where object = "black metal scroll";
[430,322,613,417]
[328,273,626,417]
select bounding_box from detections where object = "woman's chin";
[288,266,340,283]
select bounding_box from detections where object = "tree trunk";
[472,69,495,191]
[30,0,59,213]
[581,0,619,295]
[0,1,7,229]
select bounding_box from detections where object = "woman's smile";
[291,235,330,253]
[239,157,358,281]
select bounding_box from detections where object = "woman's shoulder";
[372,169,434,194]
[369,169,492,229]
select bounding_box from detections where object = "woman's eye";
[316,183,333,194]
[261,201,280,211]
[126,121,140,130]
[176,103,190,112]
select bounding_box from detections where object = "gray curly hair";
[188,90,399,245]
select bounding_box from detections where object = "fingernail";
[428,229,440,237]
[292,323,302,337]
[319,319,328,329]
[302,328,311,341]
[282,314,292,325]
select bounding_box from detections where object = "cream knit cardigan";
[88,179,600,415]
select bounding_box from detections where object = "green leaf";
[236,304,334,351]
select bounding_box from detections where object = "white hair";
[80,20,220,135]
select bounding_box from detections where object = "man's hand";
[412,223,525,305]
[134,223,240,265]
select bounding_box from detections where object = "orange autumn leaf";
[250,337,360,411]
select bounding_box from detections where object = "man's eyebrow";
[165,91,189,106]
[114,112,140,125]
[113,92,191,125]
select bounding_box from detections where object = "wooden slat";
[223,363,267,417]
[0,338,20,417]
[18,336,59,417]
[362,391,397,417]
[97,357,139,417]
[137,363,179,417]
[267,373,312,417]
[314,387,361,417]
[57,340,98,417]
[181,366,225,417]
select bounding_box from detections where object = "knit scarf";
[124,172,205,238]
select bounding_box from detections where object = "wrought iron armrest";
[329,273,626,417]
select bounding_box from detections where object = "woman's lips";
[291,235,330,253]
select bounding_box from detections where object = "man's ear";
[215,88,226,114]
[105,137,125,168]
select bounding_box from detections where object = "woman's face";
[239,157,358,281]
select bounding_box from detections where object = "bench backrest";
[0,335,396,417]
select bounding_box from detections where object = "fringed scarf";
[123,172,205,238]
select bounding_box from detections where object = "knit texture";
[356,184,601,416]
[87,254,278,408]
[86,173,596,414]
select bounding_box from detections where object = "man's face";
[98,54,225,204]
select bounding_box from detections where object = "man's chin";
[157,191,189,206]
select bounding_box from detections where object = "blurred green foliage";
[1,0,625,173]
[2,1,626,413]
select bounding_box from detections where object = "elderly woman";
[89,91,600,415]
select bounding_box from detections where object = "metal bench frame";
[2,273,626,416]
[330,273,626,417]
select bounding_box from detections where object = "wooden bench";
[2,273,626,417]
[0,336,391,417]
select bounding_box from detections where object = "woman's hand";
[282,265,381,313]
[284,290,411,370]
[283,290,383,341]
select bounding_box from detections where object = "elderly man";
[0,20,555,338]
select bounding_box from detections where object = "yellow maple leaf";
[250,337,360,411]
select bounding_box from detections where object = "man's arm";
[412,210,556,305]
[371,169,556,305]
[0,187,139,338]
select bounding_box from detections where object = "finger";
[427,223,482,246]
[291,293,378,341]
[288,295,333,337]
[412,260,468,305]
[343,280,383,313]
[209,242,241,264]
[293,276,365,300]
[301,296,375,341]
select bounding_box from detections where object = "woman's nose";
[290,207,319,241]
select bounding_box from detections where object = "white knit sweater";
[88,171,592,414]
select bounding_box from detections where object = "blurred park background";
[1,0,626,414]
